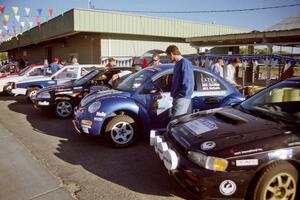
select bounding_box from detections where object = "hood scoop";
[215,110,248,125]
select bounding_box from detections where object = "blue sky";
[0,0,299,35]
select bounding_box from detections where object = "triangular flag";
[12,6,18,15]
[2,19,7,26]
[34,16,40,27]
[28,21,33,28]
[37,8,42,16]
[49,7,53,17]
[19,25,23,34]
[15,15,20,22]
[13,27,17,36]
[20,21,25,27]
[46,16,49,22]
[0,6,5,14]
[25,7,30,16]
[4,26,8,30]
[4,14,10,21]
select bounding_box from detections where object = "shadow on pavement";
[5,96,194,200]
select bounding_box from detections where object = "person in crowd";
[224,58,241,87]
[43,59,50,76]
[165,45,195,120]
[50,58,60,74]
[281,61,296,80]
[105,57,117,67]
[59,59,66,69]
[108,65,140,87]
[71,57,79,65]
[210,58,224,77]
[150,53,162,66]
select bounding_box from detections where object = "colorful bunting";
[15,15,20,22]
[12,6,18,15]
[28,21,33,28]
[20,21,25,28]
[34,16,41,27]
[25,7,30,16]
[2,19,7,26]
[3,26,8,30]
[0,6,5,14]
[37,8,42,16]
[4,14,10,21]
[49,7,53,17]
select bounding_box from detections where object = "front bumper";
[73,106,104,136]
[150,132,252,199]
[11,88,27,96]
[34,98,53,110]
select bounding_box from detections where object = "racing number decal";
[219,180,237,196]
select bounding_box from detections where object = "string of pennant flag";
[0,6,60,43]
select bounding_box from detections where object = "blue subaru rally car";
[73,64,245,147]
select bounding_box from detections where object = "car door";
[192,70,229,112]
[144,72,173,130]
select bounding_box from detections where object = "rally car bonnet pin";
[201,141,216,151]
[219,180,237,196]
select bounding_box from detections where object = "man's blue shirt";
[171,58,195,99]
[50,62,60,74]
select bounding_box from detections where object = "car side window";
[56,67,78,79]
[194,71,228,95]
[153,73,173,92]
[28,68,43,76]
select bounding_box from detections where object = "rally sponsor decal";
[219,180,236,196]
[236,159,258,167]
[201,141,216,151]
[94,117,103,122]
[184,118,218,136]
[234,148,263,156]
[96,112,106,117]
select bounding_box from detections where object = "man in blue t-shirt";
[165,45,195,119]
[50,58,60,74]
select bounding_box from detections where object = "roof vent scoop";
[215,110,248,124]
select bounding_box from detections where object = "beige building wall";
[100,34,195,57]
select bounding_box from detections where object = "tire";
[105,115,138,148]
[55,100,74,119]
[252,161,298,200]
[26,87,40,103]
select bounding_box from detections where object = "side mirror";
[143,83,158,94]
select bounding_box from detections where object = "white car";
[11,64,102,101]
[0,65,45,94]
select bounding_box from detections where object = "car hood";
[38,81,74,94]
[170,107,293,158]
[80,89,130,107]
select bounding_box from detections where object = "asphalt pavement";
[0,95,194,200]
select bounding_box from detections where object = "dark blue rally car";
[73,64,244,147]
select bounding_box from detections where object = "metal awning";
[186,28,300,47]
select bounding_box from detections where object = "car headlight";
[37,92,51,99]
[187,151,228,172]
[88,101,101,113]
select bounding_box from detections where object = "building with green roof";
[0,8,249,64]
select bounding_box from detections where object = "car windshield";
[73,69,103,86]
[19,66,31,76]
[116,68,158,92]
[240,81,300,124]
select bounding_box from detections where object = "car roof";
[286,77,300,82]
